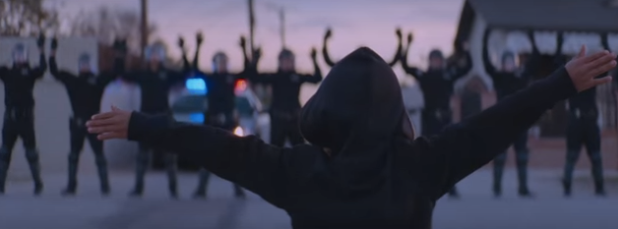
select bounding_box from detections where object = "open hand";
[407,32,413,44]
[178,37,185,48]
[395,28,402,38]
[310,48,317,60]
[196,32,204,45]
[565,46,616,92]
[324,28,332,39]
[239,36,246,48]
[87,106,131,140]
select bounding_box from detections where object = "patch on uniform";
[291,74,300,82]
[87,76,98,85]
[158,72,167,80]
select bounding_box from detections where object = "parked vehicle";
[168,77,269,169]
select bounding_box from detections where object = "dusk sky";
[49,0,465,75]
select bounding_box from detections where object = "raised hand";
[395,28,402,39]
[196,31,204,45]
[37,33,45,49]
[178,37,185,48]
[239,36,246,48]
[565,46,616,92]
[324,28,332,40]
[253,47,262,61]
[407,32,413,45]
[87,106,131,140]
[310,47,317,60]
[51,37,58,50]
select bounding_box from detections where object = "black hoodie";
[126,47,578,228]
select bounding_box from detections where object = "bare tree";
[69,6,157,55]
[0,0,59,36]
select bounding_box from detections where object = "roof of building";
[455,0,618,42]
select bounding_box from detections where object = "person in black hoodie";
[0,35,47,195]
[482,29,540,198]
[249,46,322,147]
[322,27,402,67]
[87,46,615,229]
[189,33,249,199]
[400,32,472,198]
[121,38,191,198]
[49,37,122,196]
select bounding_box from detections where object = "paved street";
[0,169,617,229]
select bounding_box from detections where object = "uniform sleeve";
[49,56,75,84]
[301,60,323,84]
[32,53,48,79]
[417,67,577,200]
[126,112,291,207]
[0,66,8,81]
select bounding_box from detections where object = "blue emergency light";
[189,113,205,123]
[185,77,207,95]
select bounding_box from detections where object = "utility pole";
[140,0,148,59]
[279,7,285,48]
[248,0,256,57]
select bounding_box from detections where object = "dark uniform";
[190,39,249,198]
[401,39,472,197]
[249,49,322,147]
[124,47,581,228]
[0,39,47,195]
[122,47,190,198]
[482,29,534,197]
[49,40,118,195]
[562,84,606,196]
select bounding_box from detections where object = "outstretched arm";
[387,28,403,67]
[322,28,337,67]
[48,40,75,85]
[236,36,253,80]
[482,28,499,81]
[416,48,616,200]
[245,47,274,84]
[300,48,323,84]
[446,48,472,82]
[192,32,204,71]
[521,30,542,78]
[32,34,47,80]
[167,36,195,85]
[126,112,291,207]
[400,32,425,80]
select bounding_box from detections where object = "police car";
[171,77,269,139]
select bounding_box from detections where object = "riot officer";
[0,35,47,195]
[49,37,119,196]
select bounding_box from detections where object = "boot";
[234,184,246,199]
[193,169,210,199]
[492,164,504,198]
[516,156,533,198]
[448,187,460,199]
[95,155,110,196]
[590,153,606,197]
[26,149,43,196]
[0,147,10,195]
[62,152,79,196]
[165,154,178,199]
[130,150,148,197]
[562,179,572,197]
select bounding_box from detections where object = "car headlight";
[233,126,244,137]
